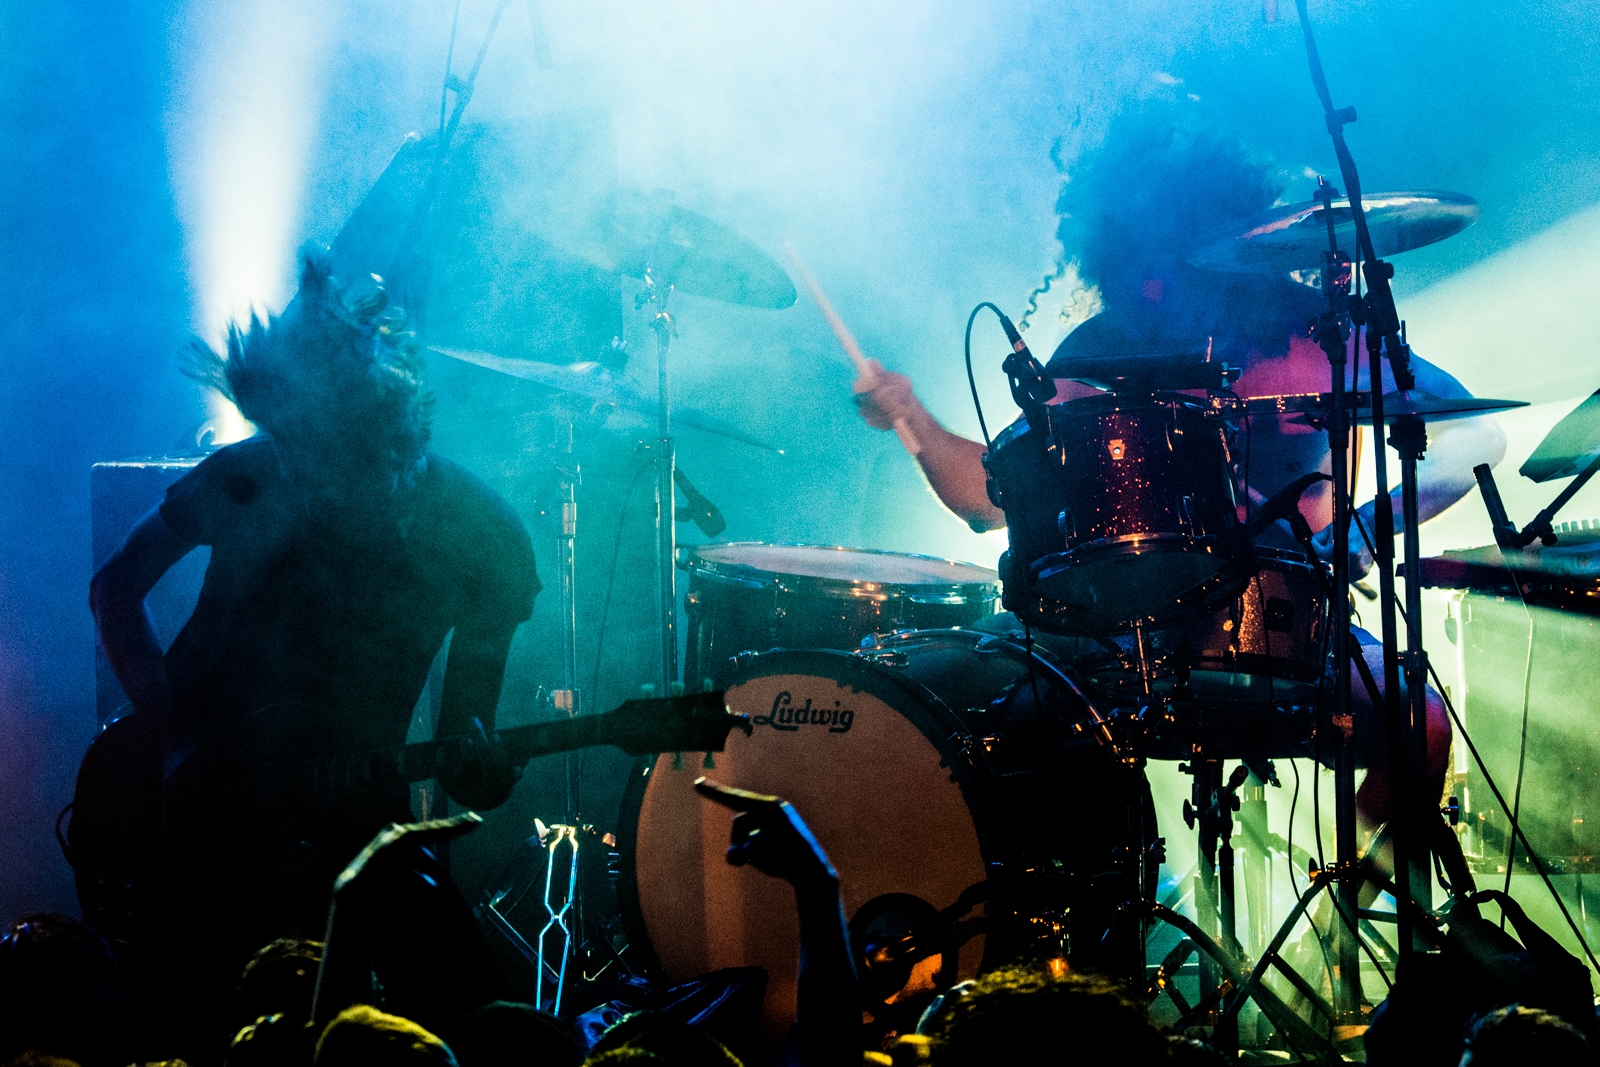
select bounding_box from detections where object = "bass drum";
[617,629,1155,1052]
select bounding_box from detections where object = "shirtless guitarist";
[82,249,538,1004]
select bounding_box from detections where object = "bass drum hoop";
[615,640,1015,984]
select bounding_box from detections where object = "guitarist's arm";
[436,622,521,810]
[89,506,198,727]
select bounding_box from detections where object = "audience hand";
[694,778,839,892]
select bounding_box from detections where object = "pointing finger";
[694,777,782,811]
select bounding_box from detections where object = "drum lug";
[856,648,908,668]
[858,627,919,650]
[1057,508,1076,544]
[951,731,1001,762]
[973,634,1009,655]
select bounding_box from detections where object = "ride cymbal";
[1186,190,1480,274]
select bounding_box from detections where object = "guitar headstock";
[604,691,752,756]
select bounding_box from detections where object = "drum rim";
[1037,532,1236,570]
[989,390,1219,449]
[685,542,1002,598]
[614,642,1005,983]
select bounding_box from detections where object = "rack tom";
[986,392,1252,635]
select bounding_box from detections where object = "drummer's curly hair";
[1054,113,1318,353]
[183,245,431,485]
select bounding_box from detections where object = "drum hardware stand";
[638,233,682,695]
[533,822,581,1014]
[1132,899,1339,1063]
[479,821,618,1016]
[1238,766,1275,958]
[1295,0,1445,988]
[1176,757,1251,1053]
[546,409,583,819]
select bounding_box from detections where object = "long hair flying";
[184,246,432,489]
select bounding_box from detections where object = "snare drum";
[681,544,1001,684]
[619,629,1155,1054]
[985,392,1252,635]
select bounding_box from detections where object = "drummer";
[853,116,1506,829]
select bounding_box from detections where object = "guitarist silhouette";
[80,249,540,1021]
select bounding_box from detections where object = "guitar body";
[66,704,408,944]
[66,711,168,941]
[63,690,747,944]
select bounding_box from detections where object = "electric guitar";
[62,691,749,940]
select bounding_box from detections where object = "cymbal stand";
[639,266,679,693]
[553,412,581,800]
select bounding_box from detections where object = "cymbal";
[1351,390,1526,424]
[1186,190,1481,274]
[1218,391,1525,424]
[585,192,797,309]
[430,347,782,453]
[1522,389,1600,484]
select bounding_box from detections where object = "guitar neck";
[393,716,613,786]
[290,692,737,802]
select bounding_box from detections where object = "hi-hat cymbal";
[430,347,782,452]
[1186,190,1481,274]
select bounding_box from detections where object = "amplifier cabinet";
[91,456,210,723]
[1459,592,1600,873]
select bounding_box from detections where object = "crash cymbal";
[430,347,782,453]
[584,191,797,309]
[1186,190,1481,274]
[1351,390,1525,424]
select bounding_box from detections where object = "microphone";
[673,467,727,538]
[1247,472,1332,539]
[995,309,1057,412]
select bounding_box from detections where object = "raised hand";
[695,778,861,1066]
[852,359,920,433]
[694,778,838,891]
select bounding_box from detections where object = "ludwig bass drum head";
[619,649,990,1054]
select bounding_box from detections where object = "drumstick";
[783,243,923,456]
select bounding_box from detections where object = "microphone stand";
[1295,0,1434,981]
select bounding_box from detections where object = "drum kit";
[328,1,1595,1057]
[587,24,1574,1060]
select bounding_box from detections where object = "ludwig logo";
[754,692,855,734]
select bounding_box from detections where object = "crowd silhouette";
[5,780,1593,1067]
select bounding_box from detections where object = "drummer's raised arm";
[852,360,1007,531]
